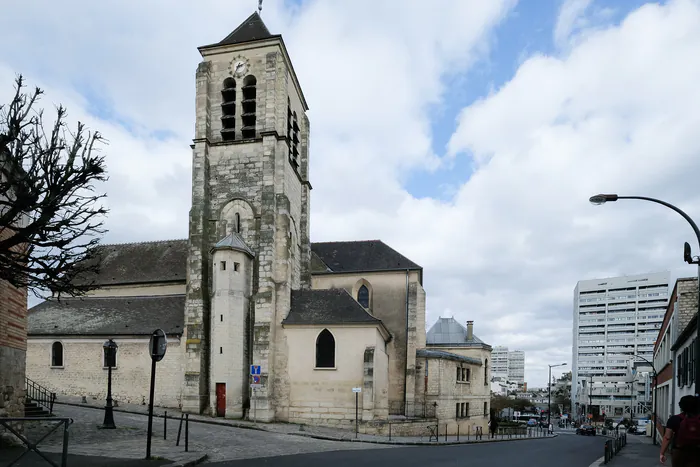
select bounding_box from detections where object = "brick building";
[653,277,698,439]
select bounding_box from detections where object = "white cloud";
[4,0,700,387]
[554,0,593,48]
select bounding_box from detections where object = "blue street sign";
[250,365,261,375]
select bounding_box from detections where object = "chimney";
[466,321,474,341]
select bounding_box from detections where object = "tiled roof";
[72,240,188,286]
[283,289,382,326]
[426,317,490,348]
[211,233,254,257]
[28,295,185,336]
[310,240,421,274]
[417,349,483,366]
[219,12,273,46]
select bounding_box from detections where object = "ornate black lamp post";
[589,194,700,397]
[102,339,118,429]
[548,363,567,428]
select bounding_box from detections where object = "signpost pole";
[145,329,167,460]
[254,388,257,423]
[146,355,157,459]
[355,392,358,438]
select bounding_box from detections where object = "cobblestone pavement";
[38,404,390,463]
[52,395,554,445]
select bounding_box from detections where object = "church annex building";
[26,12,492,436]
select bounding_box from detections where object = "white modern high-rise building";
[572,271,669,419]
[490,346,525,384]
[492,346,509,381]
[508,350,525,384]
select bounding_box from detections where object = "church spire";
[218,11,272,46]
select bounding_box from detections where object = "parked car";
[527,419,538,427]
[576,425,596,436]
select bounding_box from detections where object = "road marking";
[587,456,604,467]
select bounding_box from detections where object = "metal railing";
[604,431,627,464]
[25,377,56,414]
[0,417,73,467]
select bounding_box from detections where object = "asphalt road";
[204,431,604,467]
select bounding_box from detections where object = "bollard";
[164,411,167,440]
[185,414,189,452]
[457,425,460,441]
[389,423,391,441]
[445,424,448,442]
[176,413,184,446]
[467,425,470,440]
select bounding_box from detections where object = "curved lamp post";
[548,363,567,428]
[628,354,658,445]
[589,194,700,398]
[102,339,118,429]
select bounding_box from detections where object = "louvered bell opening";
[293,119,300,131]
[221,88,236,101]
[221,128,236,141]
[242,99,256,113]
[292,132,299,144]
[242,85,256,100]
[221,114,236,129]
[241,126,256,139]
[221,101,236,113]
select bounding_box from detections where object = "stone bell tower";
[181,11,312,421]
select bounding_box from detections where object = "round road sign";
[149,328,168,362]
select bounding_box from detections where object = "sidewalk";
[52,394,555,445]
[0,448,170,467]
[594,434,658,467]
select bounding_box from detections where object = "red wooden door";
[216,383,226,417]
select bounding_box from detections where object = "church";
[26,12,492,435]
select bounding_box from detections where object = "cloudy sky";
[3,0,700,386]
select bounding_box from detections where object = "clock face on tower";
[229,56,249,78]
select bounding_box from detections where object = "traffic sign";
[251,384,261,389]
[352,387,362,393]
[252,375,260,384]
[149,329,168,362]
[250,365,261,375]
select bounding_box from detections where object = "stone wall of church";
[310,270,424,415]
[27,337,184,408]
[283,325,388,426]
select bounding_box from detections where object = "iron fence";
[0,417,72,467]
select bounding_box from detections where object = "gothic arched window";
[357,285,370,308]
[241,75,257,139]
[221,78,236,141]
[315,329,335,368]
[51,341,63,367]
[234,213,241,233]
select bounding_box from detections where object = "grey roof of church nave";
[426,317,490,348]
[72,239,188,287]
[310,240,421,274]
[218,12,275,46]
[284,289,383,326]
[27,295,185,336]
[416,349,483,366]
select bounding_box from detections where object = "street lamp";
[102,339,118,429]
[628,354,659,445]
[589,193,700,397]
[548,363,567,428]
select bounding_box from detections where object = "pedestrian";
[548,422,553,435]
[488,417,498,439]
[660,395,700,466]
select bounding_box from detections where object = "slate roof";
[426,317,491,348]
[72,240,188,287]
[283,289,383,327]
[219,12,274,46]
[211,233,254,257]
[417,349,483,366]
[27,295,185,336]
[310,240,421,274]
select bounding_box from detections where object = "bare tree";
[0,75,108,297]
